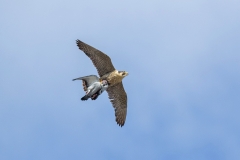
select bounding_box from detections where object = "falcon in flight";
[75,39,129,127]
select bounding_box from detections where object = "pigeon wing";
[72,75,99,92]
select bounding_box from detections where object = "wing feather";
[107,82,127,127]
[76,39,115,77]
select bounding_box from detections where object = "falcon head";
[117,71,129,78]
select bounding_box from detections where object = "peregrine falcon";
[75,39,129,127]
[72,75,108,100]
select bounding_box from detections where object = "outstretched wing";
[76,39,115,77]
[72,75,99,92]
[107,82,127,127]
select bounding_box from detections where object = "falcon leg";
[91,93,99,100]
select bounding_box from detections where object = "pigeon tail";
[81,95,89,101]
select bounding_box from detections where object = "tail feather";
[81,95,89,101]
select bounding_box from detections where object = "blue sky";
[0,0,240,159]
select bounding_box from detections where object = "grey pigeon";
[72,75,108,101]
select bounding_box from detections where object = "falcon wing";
[107,82,127,127]
[72,75,99,92]
[76,39,115,77]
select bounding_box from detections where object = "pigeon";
[73,75,108,101]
